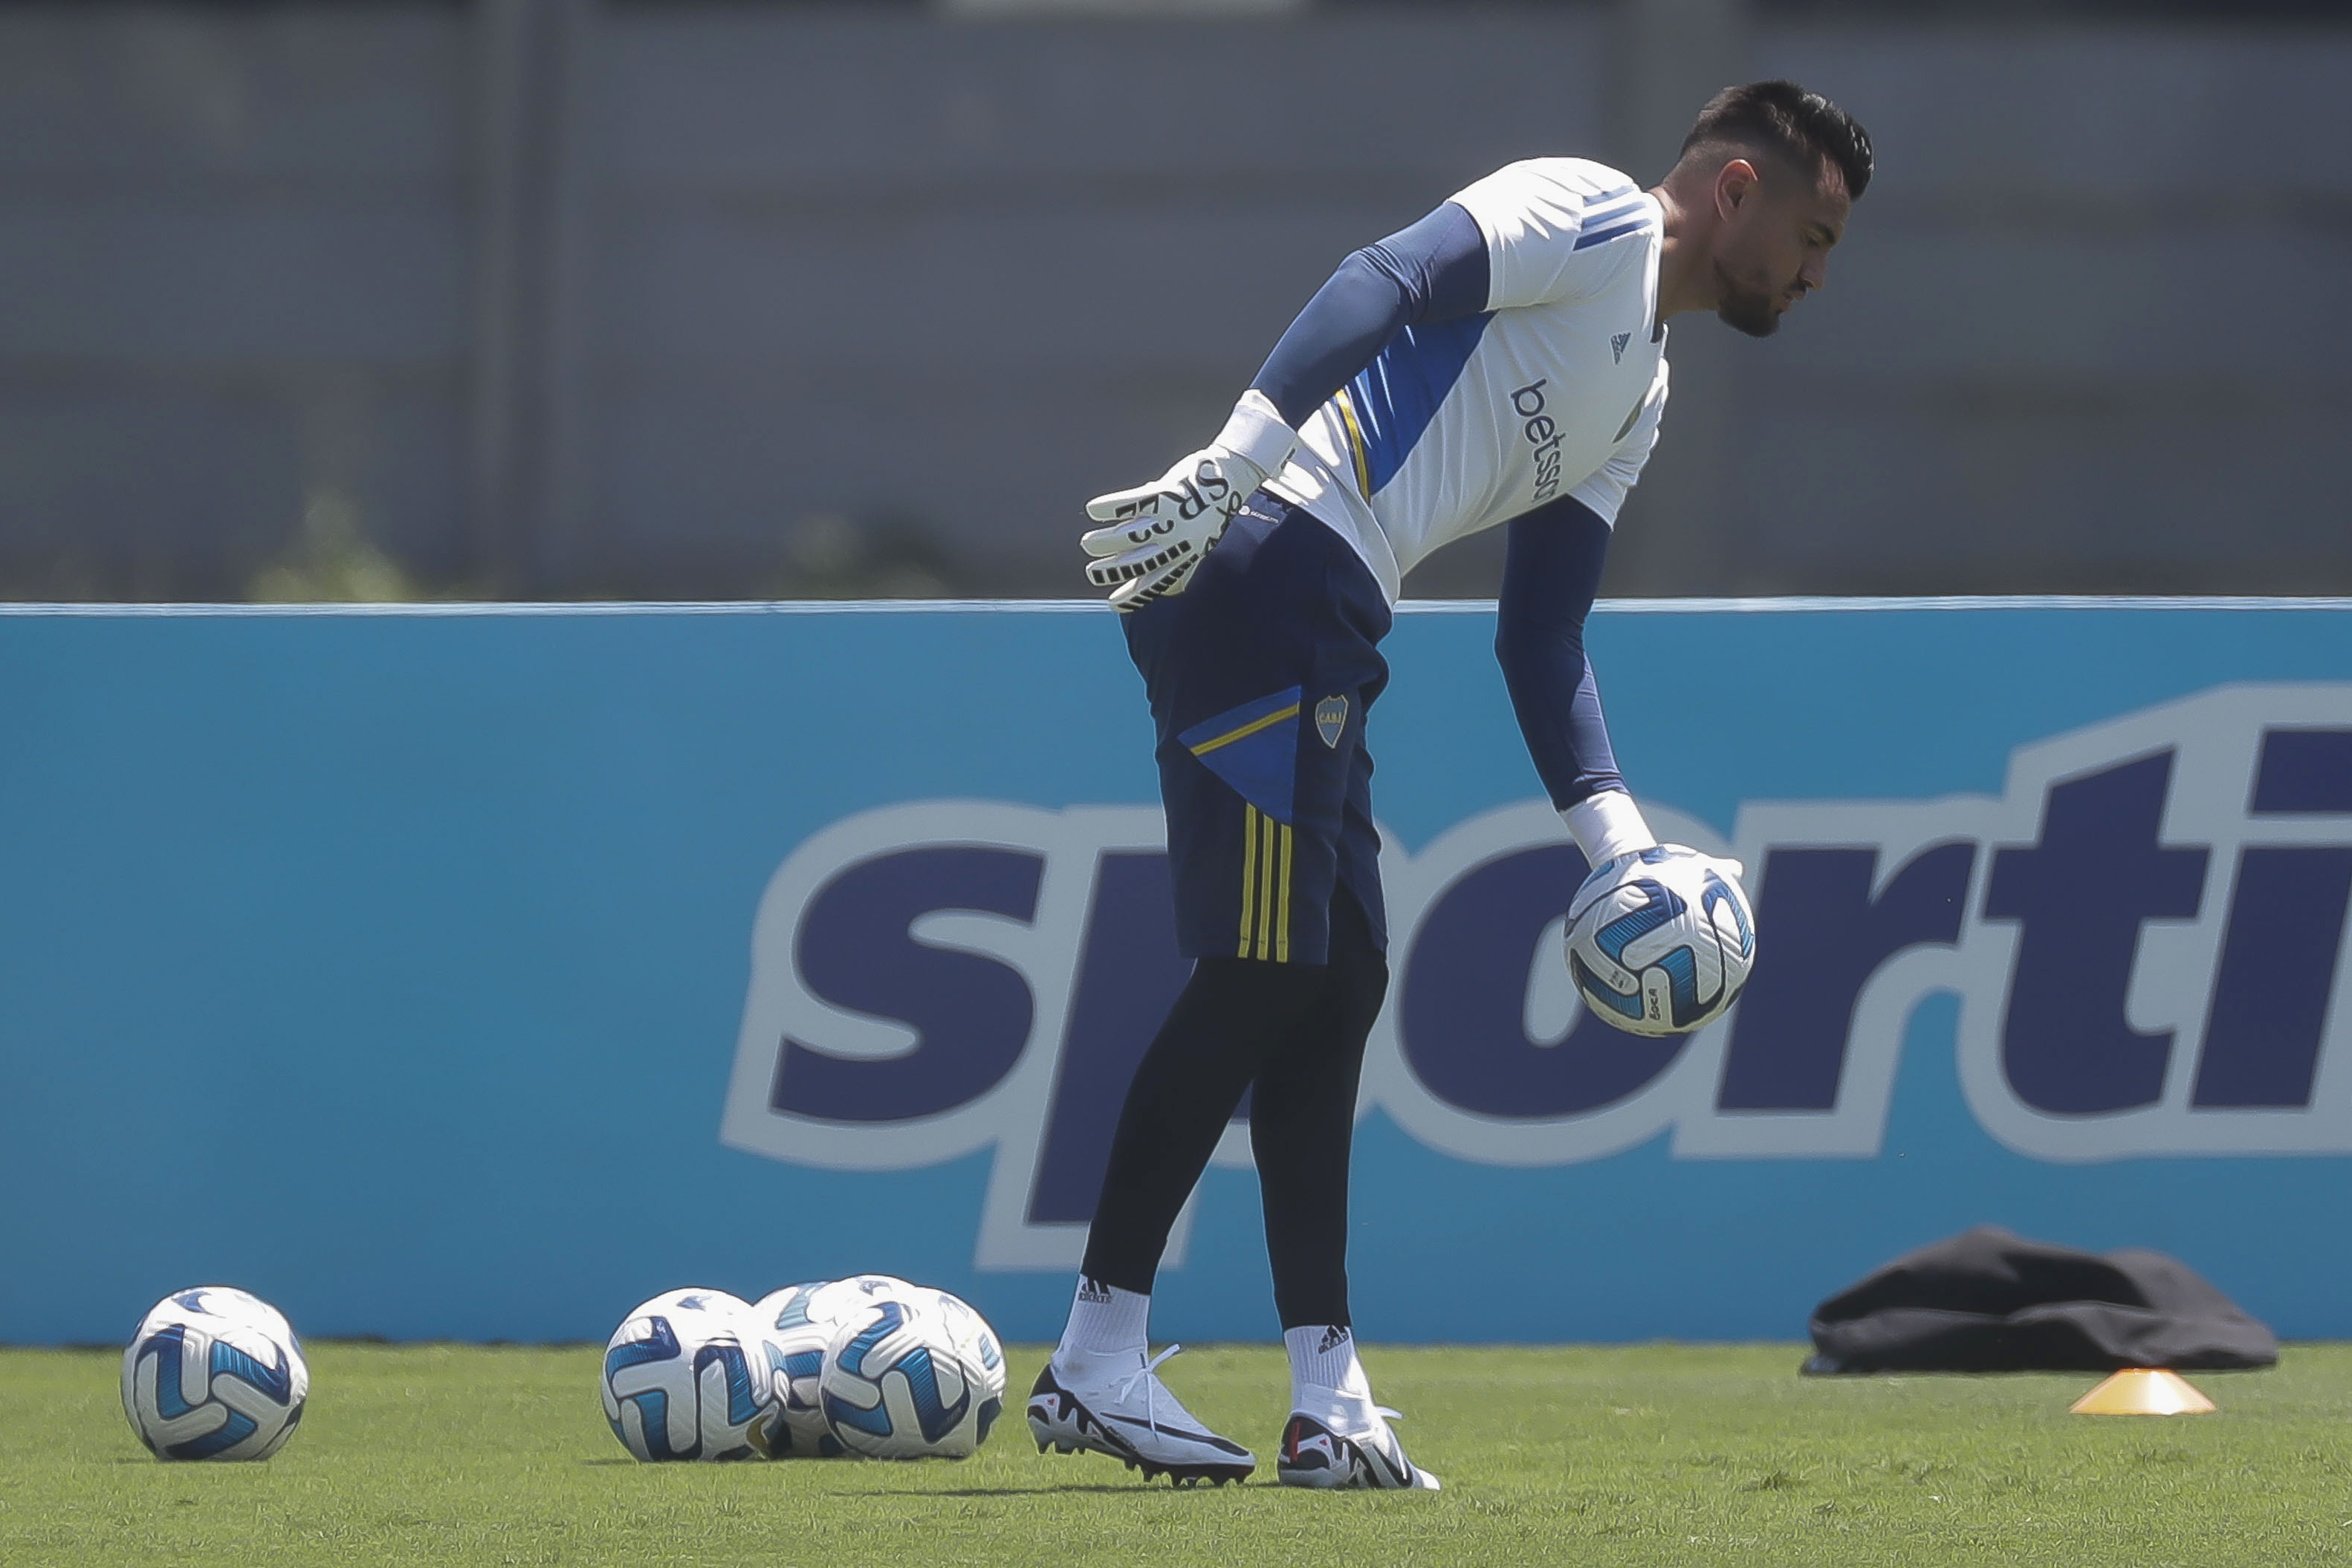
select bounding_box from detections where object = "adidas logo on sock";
[1317,1326,1350,1355]
[1077,1277,1115,1304]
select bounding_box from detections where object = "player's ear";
[1715,158,1760,219]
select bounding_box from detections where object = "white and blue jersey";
[1118,156,1670,960]
[1263,158,1669,603]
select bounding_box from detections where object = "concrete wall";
[0,7,470,598]
[1,4,2345,599]
[1735,22,2352,595]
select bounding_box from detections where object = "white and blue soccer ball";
[1565,845,1757,1037]
[746,1274,931,1458]
[600,1289,775,1462]
[796,1274,916,1324]
[749,1281,845,1458]
[121,1286,308,1462]
[925,1289,1006,1410]
[819,1295,1001,1460]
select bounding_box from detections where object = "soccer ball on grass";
[749,1280,846,1458]
[121,1286,308,1462]
[600,1289,774,1462]
[820,1295,1001,1460]
[927,1288,1006,1410]
[754,1277,1004,1459]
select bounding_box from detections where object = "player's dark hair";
[1681,81,1873,201]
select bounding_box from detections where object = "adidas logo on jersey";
[1611,331,1631,363]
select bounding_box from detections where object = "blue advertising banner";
[4,599,2350,1347]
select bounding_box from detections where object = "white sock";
[1054,1276,1148,1370]
[1285,1324,1372,1407]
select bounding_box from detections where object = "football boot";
[1276,1386,1441,1491]
[1026,1345,1254,1486]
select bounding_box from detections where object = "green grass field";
[8,1341,2351,1567]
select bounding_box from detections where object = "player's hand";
[1080,392,1297,612]
[1081,449,1266,610]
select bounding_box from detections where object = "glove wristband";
[1211,389,1299,480]
[1561,790,1657,866]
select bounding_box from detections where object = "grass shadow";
[864,1483,1245,1498]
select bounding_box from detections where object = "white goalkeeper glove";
[1081,391,1298,612]
[1561,791,1747,909]
[1562,790,1658,869]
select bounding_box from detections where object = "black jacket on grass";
[1804,1225,2278,1374]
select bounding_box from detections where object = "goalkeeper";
[1027,82,1872,1490]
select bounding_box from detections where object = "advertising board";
[4,600,2348,1344]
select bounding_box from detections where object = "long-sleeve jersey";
[1243,156,1665,811]
[1257,158,1669,603]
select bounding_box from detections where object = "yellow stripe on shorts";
[1275,820,1293,962]
[1190,702,1300,759]
[1237,805,1295,962]
[1238,804,1260,957]
[1256,811,1277,959]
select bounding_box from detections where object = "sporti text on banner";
[724,683,2352,1267]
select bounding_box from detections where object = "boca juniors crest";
[1315,696,1349,748]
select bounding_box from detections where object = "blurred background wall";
[1,0,2344,603]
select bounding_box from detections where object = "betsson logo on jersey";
[719,684,2352,1269]
[1509,380,1567,502]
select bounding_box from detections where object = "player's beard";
[1712,259,1781,338]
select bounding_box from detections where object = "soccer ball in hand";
[600,1289,774,1462]
[121,1286,308,1461]
[820,1295,1001,1460]
[1565,845,1756,1036]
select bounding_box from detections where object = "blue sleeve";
[1248,201,1490,428]
[1495,496,1627,810]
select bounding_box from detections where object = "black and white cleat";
[1275,1403,1441,1491]
[1024,1349,1254,1488]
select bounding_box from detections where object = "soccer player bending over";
[1027,82,1872,1489]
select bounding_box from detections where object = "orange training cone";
[2070,1368,2217,1416]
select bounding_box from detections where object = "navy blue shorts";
[1121,496,1393,964]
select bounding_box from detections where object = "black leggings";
[1078,887,1387,1328]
